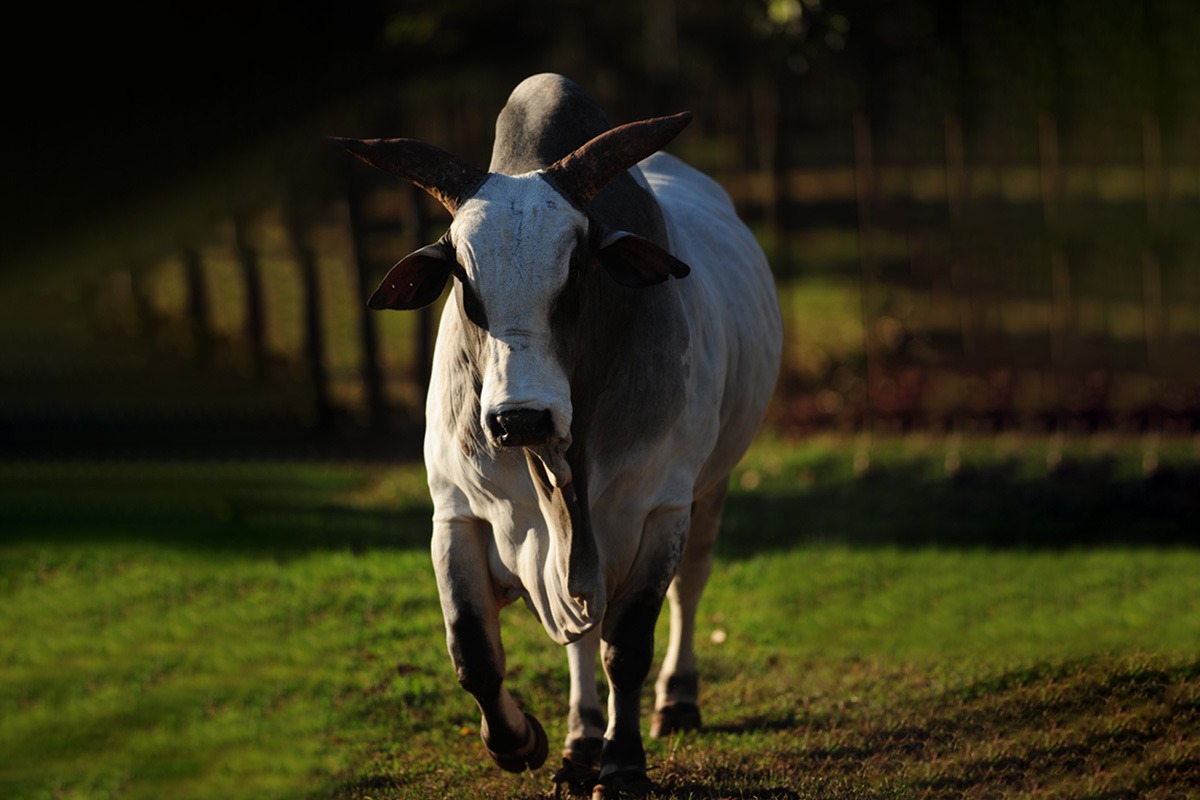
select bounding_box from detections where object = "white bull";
[335,73,782,799]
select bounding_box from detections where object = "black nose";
[487,409,555,447]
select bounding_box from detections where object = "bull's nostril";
[486,413,505,441]
[488,409,554,447]
[530,409,554,439]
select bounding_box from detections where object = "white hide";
[424,153,782,646]
[451,173,581,453]
[640,151,783,493]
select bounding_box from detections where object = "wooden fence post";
[1039,112,1071,432]
[285,209,334,433]
[117,266,156,342]
[1141,113,1165,367]
[180,245,212,367]
[342,164,389,431]
[1141,112,1166,458]
[853,112,877,442]
[944,112,979,367]
[232,213,268,378]
[943,111,970,437]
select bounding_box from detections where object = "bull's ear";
[595,229,690,288]
[368,241,453,310]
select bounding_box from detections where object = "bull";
[334,73,782,798]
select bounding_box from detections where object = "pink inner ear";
[369,246,452,310]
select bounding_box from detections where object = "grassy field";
[2,433,1199,800]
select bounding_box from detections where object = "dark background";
[9,1,1196,263]
[4,3,392,262]
[3,1,1198,455]
[4,0,859,265]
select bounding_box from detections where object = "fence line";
[110,110,1199,442]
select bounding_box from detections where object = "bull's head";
[332,112,691,481]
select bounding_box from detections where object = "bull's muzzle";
[487,408,555,448]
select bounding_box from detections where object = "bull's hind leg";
[431,518,548,773]
[594,591,663,799]
[592,504,690,799]
[651,478,729,737]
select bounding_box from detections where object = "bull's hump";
[489,73,611,175]
[490,75,667,246]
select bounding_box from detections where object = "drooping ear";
[368,240,454,310]
[595,229,691,288]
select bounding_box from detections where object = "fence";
[726,111,1200,437]
[89,105,1200,449]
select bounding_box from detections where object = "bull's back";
[639,152,783,492]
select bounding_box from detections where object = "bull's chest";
[451,453,562,589]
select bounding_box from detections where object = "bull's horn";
[330,136,487,215]
[542,111,692,208]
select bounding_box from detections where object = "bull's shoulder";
[641,152,774,295]
[638,152,737,216]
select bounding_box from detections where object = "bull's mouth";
[526,440,572,488]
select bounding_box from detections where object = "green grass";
[3,434,1199,799]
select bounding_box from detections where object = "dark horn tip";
[327,135,369,153]
[664,111,693,129]
[667,112,693,137]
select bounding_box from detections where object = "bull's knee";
[602,639,654,693]
[449,613,503,700]
[602,593,660,692]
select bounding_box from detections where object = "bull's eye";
[550,278,579,333]
[453,270,489,330]
[550,251,583,333]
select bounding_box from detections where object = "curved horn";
[542,111,692,208]
[330,136,487,215]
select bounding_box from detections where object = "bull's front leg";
[552,629,607,794]
[564,628,606,766]
[431,517,548,772]
[593,505,690,800]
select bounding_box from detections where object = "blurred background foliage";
[2,0,1198,458]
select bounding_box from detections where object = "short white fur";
[450,173,583,452]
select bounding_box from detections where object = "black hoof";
[650,702,702,737]
[486,712,549,773]
[563,736,604,769]
[553,736,604,797]
[553,759,599,797]
[591,768,654,799]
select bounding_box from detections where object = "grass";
[2,433,1199,799]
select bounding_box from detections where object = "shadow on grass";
[720,456,1200,556]
[0,465,436,554]
[0,502,437,554]
[3,453,1197,555]
[311,655,1200,800]
[654,657,1200,800]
